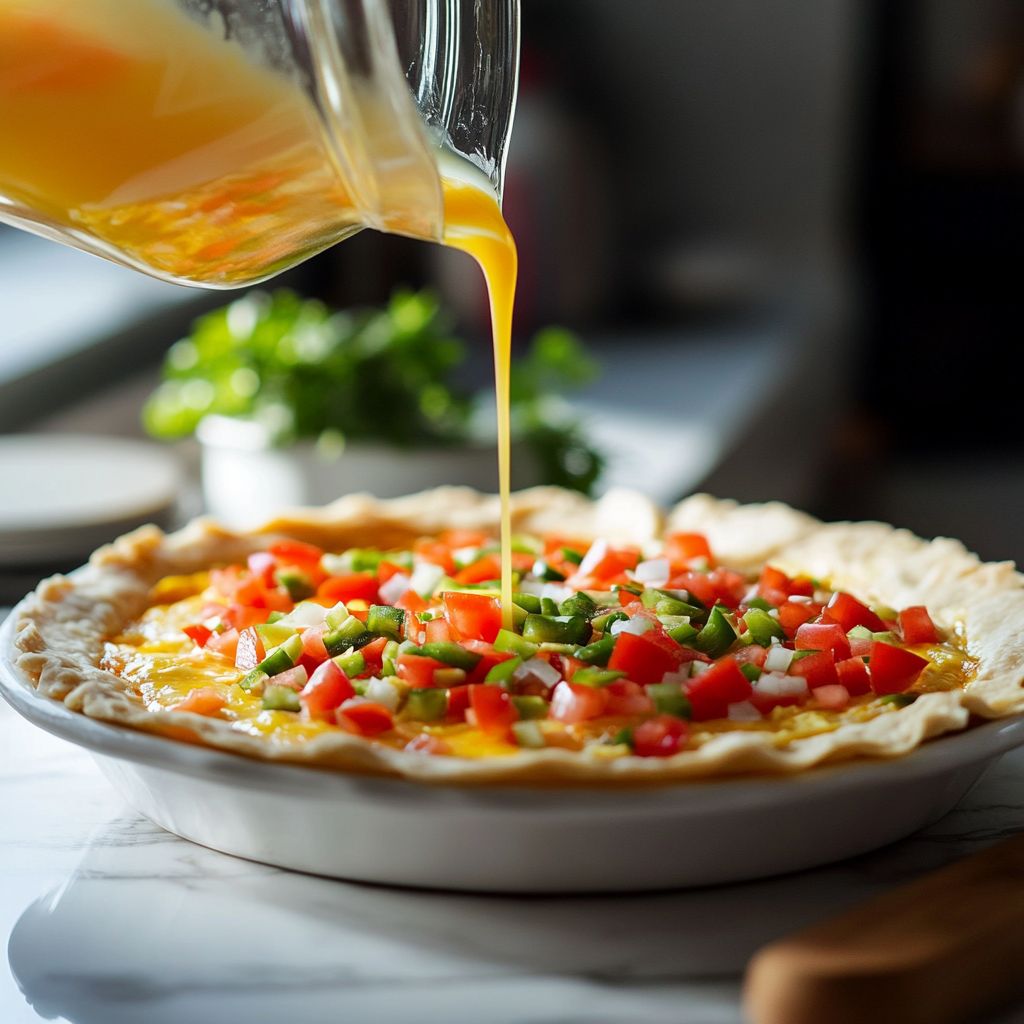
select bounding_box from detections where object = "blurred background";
[0,0,1021,600]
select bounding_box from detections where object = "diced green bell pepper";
[693,606,737,658]
[521,614,590,646]
[403,688,448,721]
[366,604,405,641]
[645,682,692,718]
[572,667,624,687]
[262,684,301,712]
[559,591,597,618]
[743,607,785,646]
[418,641,482,670]
[485,656,522,685]
[575,635,616,666]
[494,629,539,659]
[511,695,549,720]
[511,720,546,748]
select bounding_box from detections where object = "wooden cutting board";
[744,833,1024,1024]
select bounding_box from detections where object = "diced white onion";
[320,553,348,576]
[517,579,546,597]
[452,546,480,567]
[789,594,813,604]
[768,608,780,620]
[283,601,328,627]
[641,539,665,560]
[576,538,609,578]
[660,669,690,687]
[409,560,445,597]
[540,583,574,604]
[755,672,808,697]
[364,677,401,712]
[378,571,411,605]
[611,616,653,637]
[689,660,710,677]
[764,646,795,673]
[339,696,369,711]
[632,558,670,588]
[742,585,760,604]
[728,700,762,722]
[514,657,562,688]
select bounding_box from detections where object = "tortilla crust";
[12,488,1024,785]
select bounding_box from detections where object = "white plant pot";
[197,415,540,528]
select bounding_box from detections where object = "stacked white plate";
[0,434,182,568]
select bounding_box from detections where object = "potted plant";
[143,289,602,525]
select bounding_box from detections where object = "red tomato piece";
[336,701,393,737]
[268,539,324,565]
[413,539,456,574]
[376,560,407,585]
[234,626,265,670]
[550,680,610,724]
[182,624,212,648]
[171,687,226,716]
[632,715,688,757]
[205,628,239,661]
[443,591,503,643]
[898,606,939,645]
[454,554,502,585]
[317,573,379,605]
[794,622,851,661]
[358,636,390,675]
[223,602,272,631]
[669,571,718,608]
[300,624,329,663]
[300,661,354,719]
[687,657,752,721]
[733,644,768,667]
[425,617,453,644]
[664,532,713,565]
[823,591,886,633]
[869,642,928,695]
[395,589,428,615]
[849,633,873,658]
[438,528,491,549]
[397,653,445,689]
[446,685,472,722]
[836,655,871,696]
[461,640,514,684]
[812,684,851,710]
[607,631,683,686]
[788,650,839,689]
[778,600,818,635]
[469,684,519,738]
[708,568,747,608]
[604,679,655,716]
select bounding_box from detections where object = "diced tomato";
[812,684,851,710]
[446,685,471,721]
[223,602,271,631]
[234,577,283,611]
[778,600,818,635]
[317,573,379,605]
[607,630,683,686]
[454,554,502,585]
[358,636,389,675]
[734,644,768,667]
[414,539,456,573]
[632,715,688,757]
[668,571,718,607]
[300,661,354,719]
[898,606,939,645]
[759,565,814,599]
[664,532,713,566]
[171,687,226,716]
[425,617,453,643]
[707,568,747,608]
[469,684,518,738]
[794,622,851,661]
[443,591,503,643]
[376,560,407,585]
[247,551,277,586]
[300,624,329,663]
[268,539,323,566]
[397,653,445,689]
[849,633,873,658]
[687,657,752,721]
[549,680,610,723]
[336,701,393,736]
[604,679,655,716]
[789,650,839,689]
[869,642,928,695]
[182,624,212,648]
[234,626,265,670]
[823,591,885,633]
[749,690,805,715]
[619,590,643,608]
[836,656,871,696]
[395,588,428,615]
[205,628,239,661]
[438,528,491,550]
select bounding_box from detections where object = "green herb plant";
[143,289,603,493]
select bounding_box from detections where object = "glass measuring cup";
[0,0,519,287]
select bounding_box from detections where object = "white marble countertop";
[2,697,1024,1024]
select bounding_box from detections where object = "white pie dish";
[3,609,1023,893]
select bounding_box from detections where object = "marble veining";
[3,701,1024,1024]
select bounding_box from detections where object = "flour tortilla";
[13,488,1024,784]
